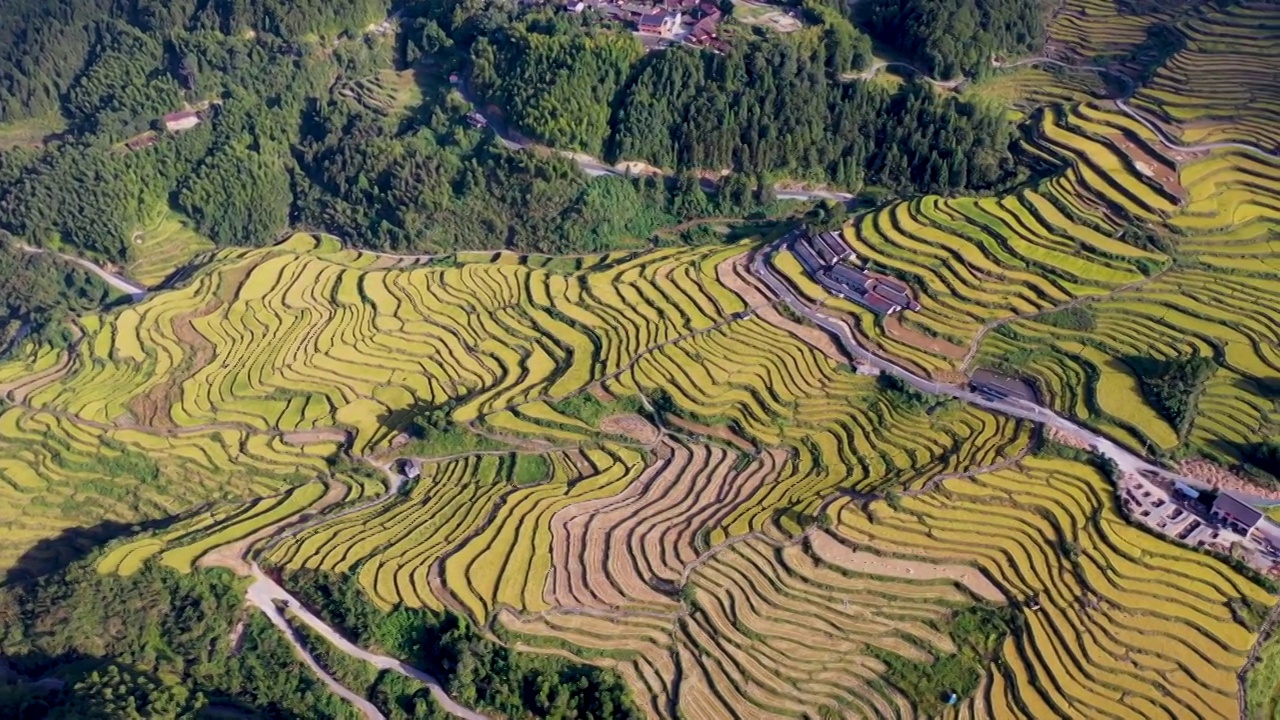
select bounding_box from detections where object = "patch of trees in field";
[1127,354,1218,439]
[861,0,1045,78]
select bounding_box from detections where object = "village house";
[125,133,159,152]
[1211,492,1264,537]
[397,458,422,481]
[787,229,920,316]
[638,9,682,36]
[162,110,201,133]
[815,230,852,262]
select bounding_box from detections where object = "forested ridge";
[466,11,1019,194]
[0,0,1031,273]
[0,558,634,719]
[861,0,1045,78]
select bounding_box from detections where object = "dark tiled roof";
[970,369,1038,402]
[808,236,837,265]
[875,275,910,295]
[830,264,870,291]
[1213,492,1263,528]
[816,231,847,259]
[792,239,825,274]
[856,292,899,314]
[873,285,911,307]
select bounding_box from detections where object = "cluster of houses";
[1121,470,1280,575]
[566,0,727,49]
[786,227,921,316]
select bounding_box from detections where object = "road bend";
[748,244,1279,506]
[247,563,488,720]
[17,243,148,301]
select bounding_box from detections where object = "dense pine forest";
[0,0,1036,272]
[861,0,1044,78]
[0,560,631,718]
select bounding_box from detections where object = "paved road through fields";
[749,243,1280,506]
[18,243,148,301]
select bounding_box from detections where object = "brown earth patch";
[1179,459,1280,501]
[1,350,75,403]
[883,314,967,361]
[127,299,221,428]
[716,253,772,310]
[197,479,349,576]
[1108,132,1187,201]
[599,414,661,445]
[931,370,970,384]
[1047,425,1091,450]
[564,448,598,478]
[280,429,351,446]
[588,383,615,402]
[664,415,754,454]
[547,441,786,611]
[808,531,1006,603]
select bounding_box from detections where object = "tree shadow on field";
[1206,439,1280,489]
[773,507,825,532]
[1235,375,1280,406]
[3,516,179,587]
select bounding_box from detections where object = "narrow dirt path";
[198,480,349,575]
[958,267,1171,372]
[990,56,1277,159]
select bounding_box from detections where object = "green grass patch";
[872,604,1015,714]
[510,453,550,486]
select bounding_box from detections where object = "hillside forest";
[0,0,1034,265]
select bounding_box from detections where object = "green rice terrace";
[0,0,1278,718]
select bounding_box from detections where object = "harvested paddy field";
[3,0,1278,715]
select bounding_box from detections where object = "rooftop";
[1212,492,1263,528]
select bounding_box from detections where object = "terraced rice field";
[799,91,1280,462]
[1131,1,1280,153]
[1048,0,1169,61]
[127,208,216,288]
[18,230,1030,585]
[501,532,998,719]
[5,13,1280,713]
[334,68,424,116]
[832,454,1271,720]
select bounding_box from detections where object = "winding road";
[17,243,148,301]
[247,563,487,720]
[749,243,1280,507]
